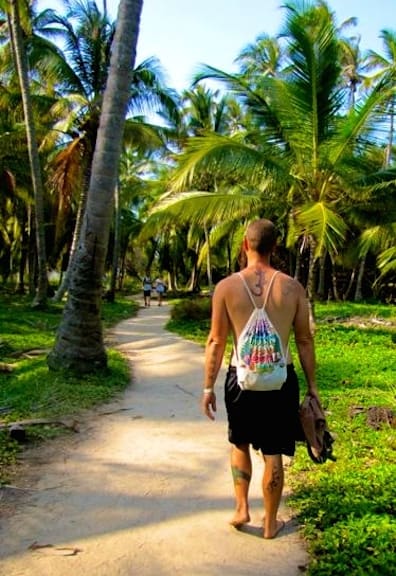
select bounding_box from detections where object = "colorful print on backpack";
[236,271,288,391]
[237,308,287,391]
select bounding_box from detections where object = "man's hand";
[202,391,217,420]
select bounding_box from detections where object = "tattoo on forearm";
[207,339,219,384]
[231,466,251,484]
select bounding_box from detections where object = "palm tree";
[141,85,259,291]
[8,0,48,307]
[36,1,177,300]
[343,29,396,300]
[337,17,366,109]
[0,80,35,292]
[365,29,396,167]
[235,32,283,83]
[164,1,392,304]
[349,159,396,299]
[107,131,168,300]
[47,0,144,372]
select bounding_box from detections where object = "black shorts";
[143,290,151,297]
[224,365,300,456]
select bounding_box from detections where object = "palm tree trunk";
[385,97,395,167]
[168,270,177,292]
[108,183,121,302]
[343,267,356,301]
[306,236,316,303]
[52,179,89,301]
[28,207,36,296]
[118,251,126,290]
[330,260,340,301]
[187,240,200,291]
[9,2,48,308]
[294,242,302,280]
[204,223,213,292]
[17,208,29,294]
[317,251,327,300]
[306,236,317,331]
[48,0,144,373]
[354,253,366,302]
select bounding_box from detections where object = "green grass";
[1,294,395,574]
[0,294,139,482]
[166,298,396,576]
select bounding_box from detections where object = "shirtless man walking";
[201,219,320,539]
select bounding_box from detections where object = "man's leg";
[229,443,252,527]
[262,454,285,538]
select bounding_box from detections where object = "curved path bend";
[0,301,308,575]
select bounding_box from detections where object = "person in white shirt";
[142,275,152,307]
[155,278,166,306]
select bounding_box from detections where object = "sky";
[39,0,396,92]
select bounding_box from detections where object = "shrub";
[170,296,212,322]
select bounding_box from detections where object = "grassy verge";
[0,294,139,483]
[166,297,396,576]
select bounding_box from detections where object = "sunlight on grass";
[0,295,138,482]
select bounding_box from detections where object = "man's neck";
[246,256,271,269]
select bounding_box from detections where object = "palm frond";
[122,118,166,152]
[150,191,261,227]
[329,78,393,165]
[170,132,276,191]
[359,223,396,255]
[376,245,396,277]
[291,201,348,258]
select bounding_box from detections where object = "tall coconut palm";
[349,158,396,299]
[47,0,144,372]
[38,1,177,300]
[235,32,283,83]
[107,128,168,301]
[365,29,396,167]
[0,81,35,292]
[166,1,392,304]
[345,29,396,299]
[7,0,48,307]
[142,85,258,291]
[337,17,366,110]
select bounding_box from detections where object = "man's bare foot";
[263,519,285,539]
[229,511,250,528]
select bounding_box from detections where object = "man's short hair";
[246,219,277,255]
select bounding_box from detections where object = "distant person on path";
[154,277,166,306]
[142,274,152,307]
[201,218,320,539]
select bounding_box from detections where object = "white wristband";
[203,388,214,394]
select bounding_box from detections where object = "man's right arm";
[202,282,230,420]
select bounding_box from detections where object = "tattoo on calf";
[232,466,251,484]
[268,468,281,492]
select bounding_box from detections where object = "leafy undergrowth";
[0,294,139,483]
[167,298,396,576]
[166,296,212,342]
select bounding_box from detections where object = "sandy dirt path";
[0,301,308,575]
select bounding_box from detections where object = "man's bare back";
[214,265,311,363]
